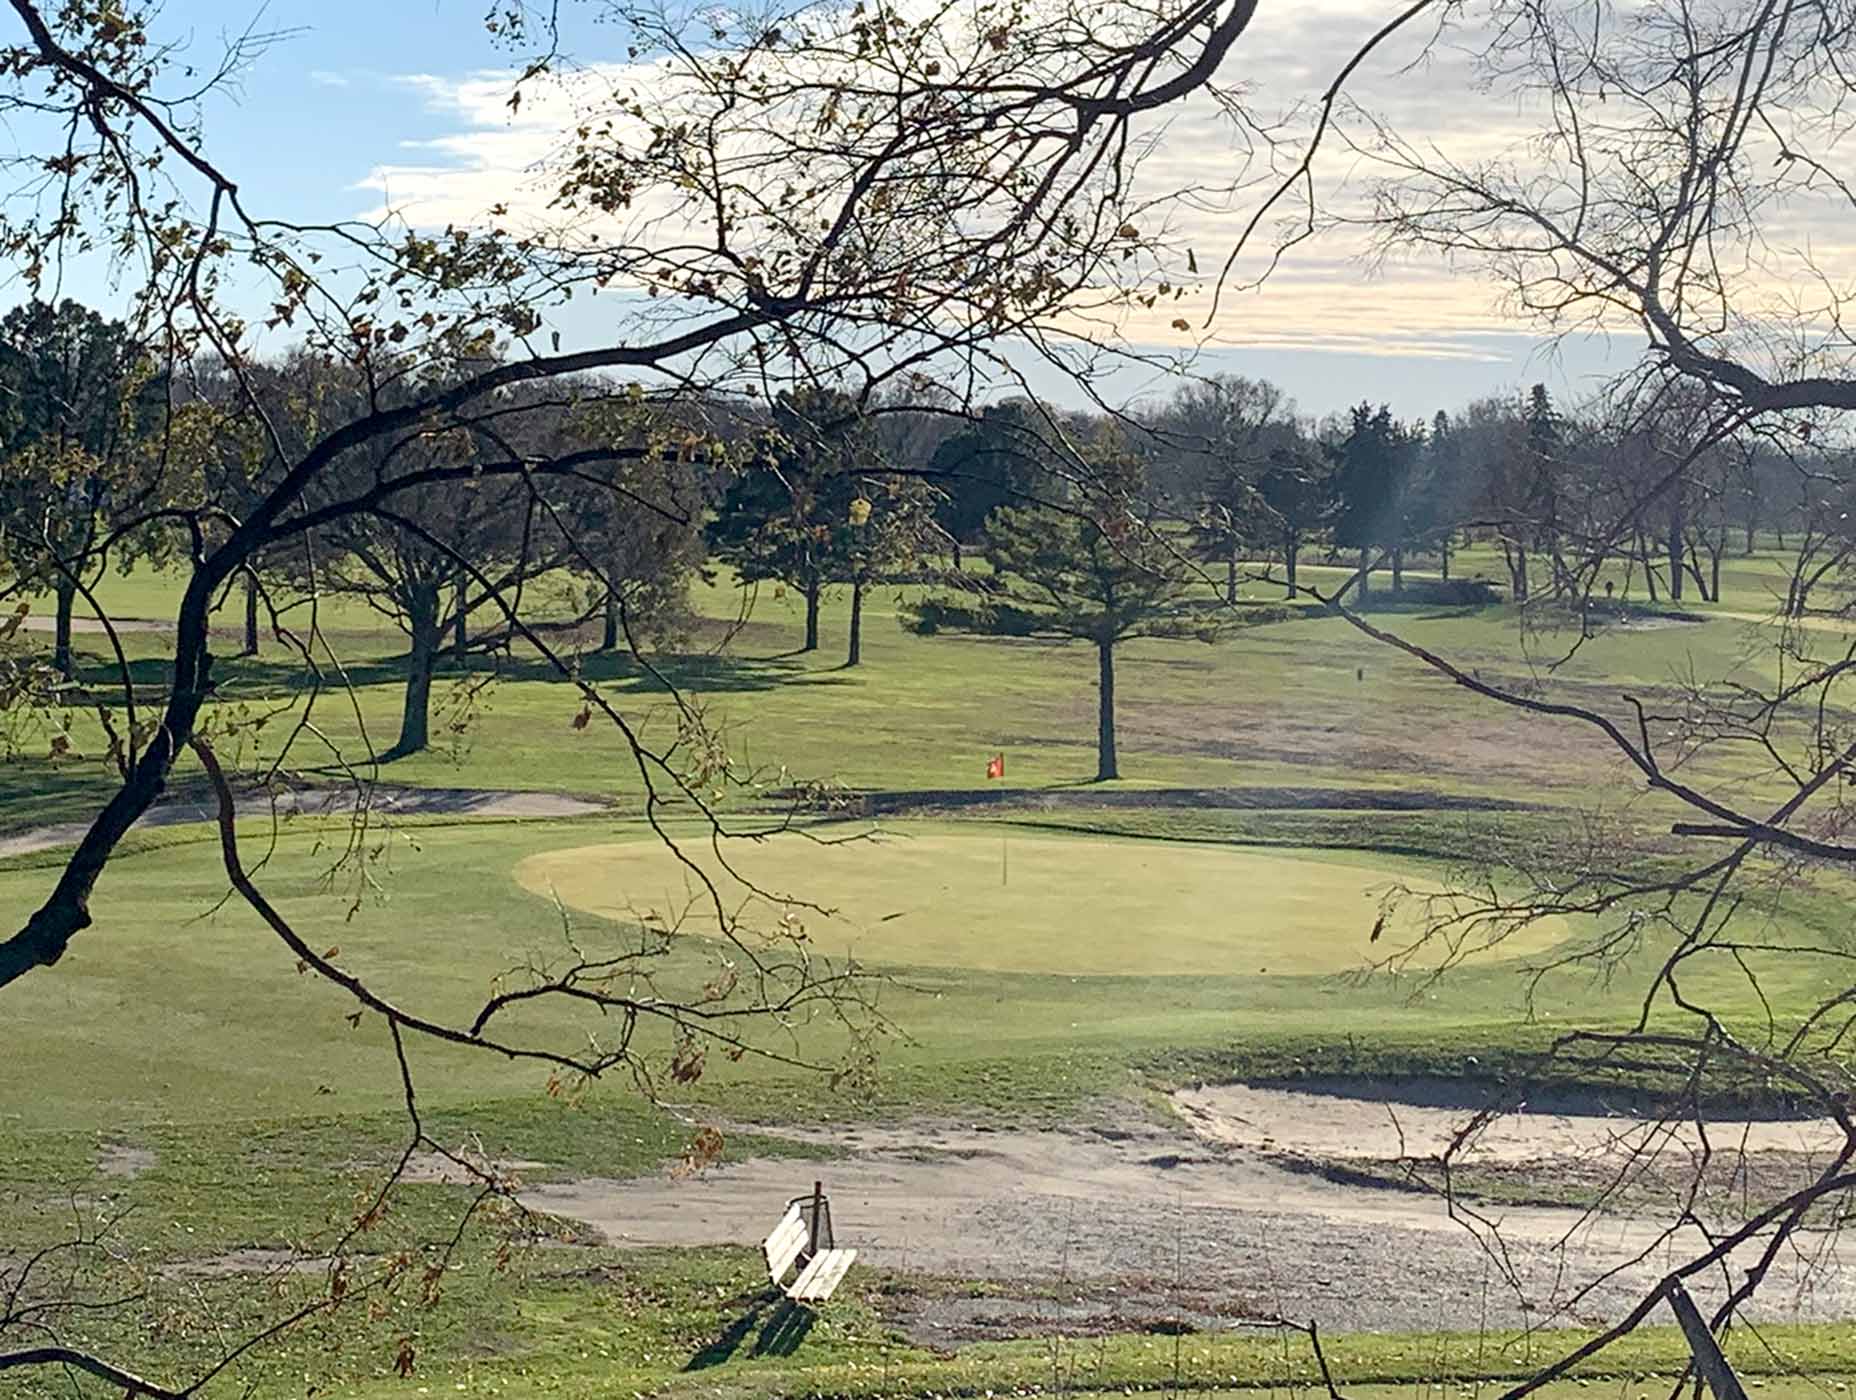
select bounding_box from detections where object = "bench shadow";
[752,1298,818,1357]
[684,1288,822,1370]
[683,1288,778,1371]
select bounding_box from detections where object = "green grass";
[8,556,1809,810]
[4,811,1848,1135]
[8,550,1856,1395]
[513,830,1575,976]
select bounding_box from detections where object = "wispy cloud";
[338,4,1856,368]
[309,69,351,88]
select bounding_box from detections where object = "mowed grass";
[5,812,1846,1136]
[8,548,1856,1395]
[6,551,1824,821]
[514,831,1572,976]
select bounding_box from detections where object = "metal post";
[808,1180,823,1258]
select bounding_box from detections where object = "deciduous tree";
[908,500,1220,781]
[0,300,163,677]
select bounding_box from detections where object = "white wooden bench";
[761,1180,857,1304]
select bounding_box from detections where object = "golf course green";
[515,831,1572,976]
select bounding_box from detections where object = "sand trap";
[519,1096,1856,1333]
[513,833,1571,977]
[1171,1082,1849,1163]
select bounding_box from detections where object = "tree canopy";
[909,502,1220,780]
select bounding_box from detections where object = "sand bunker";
[514,833,1572,977]
[519,1090,1856,1334]
[1171,1081,1849,1163]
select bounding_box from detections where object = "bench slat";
[761,1205,803,1256]
[762,1208,808,1282]
[789,1247,857,1302]
[766,1225,806,1280]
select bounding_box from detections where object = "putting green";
[512,833,1572,977]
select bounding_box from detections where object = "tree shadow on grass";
[68,641,820,701]
[0,756,137,839]
[683,1290,817,1370]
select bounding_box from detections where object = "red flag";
[986,753,1005,779]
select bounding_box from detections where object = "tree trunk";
[1440,535,1451,581]
[1636,526,1660,602]
[1284,530,1299,600]
[1683,536,1712,602]
[1550,541,1573,599]
[803,578,821,652]
[846,578,864,667]
[240,569,260,656]
[1503,541,1528,604]
[1094,640,1118,782]
[1356,548,1371,603]
[1226,552,1238,605]
[454,574,470,664]
[52,577,76,680]
[1391,546,1404,596]
[950,539,963,571]
[600,589,621,652]
[1667,492,1686,602]
[389,585,441,759]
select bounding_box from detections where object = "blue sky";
[69,1,1641,419]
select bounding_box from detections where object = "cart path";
[0,783,611,859]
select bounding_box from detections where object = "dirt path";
[520,1093,1856,1335]
[14,614,168,634]
[0,784,611,859]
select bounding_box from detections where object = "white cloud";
[338,3,1856,369]
[309,69,351,88]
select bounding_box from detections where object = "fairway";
[514,832,1572,976]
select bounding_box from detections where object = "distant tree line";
[8,301,1853,780]
[1135,373,1847,613]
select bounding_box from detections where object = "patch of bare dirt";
[516,1099,1856,1335]
[400,1151,549,1186]
[1175,1079,1852,1222]
[160,1248,344,1280]
[96,1143,154,1178]
[872,1277,1262,1348]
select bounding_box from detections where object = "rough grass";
[8,1223,1856,1400]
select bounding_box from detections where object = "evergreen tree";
[707,387,868,653]
[709,387,934,662]
[924,400,1055,565]
[1329,403,1421,600]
